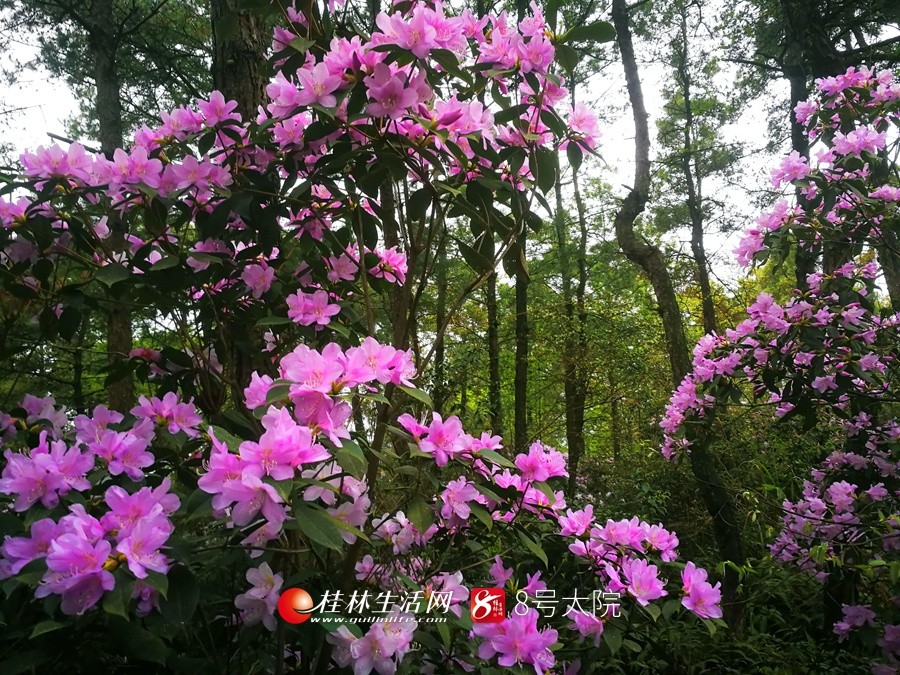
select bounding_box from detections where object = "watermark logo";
[277,587,315,624]
[470,588,505,623]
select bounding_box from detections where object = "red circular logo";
[277,588,315,624]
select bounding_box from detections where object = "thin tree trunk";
[512,0,530,455]
[208,0,270,418]
[514,231,529,453]
[89,0,133,412]
[555,161,586,494]
[675,6,717,335]
[570,163,590,491]
[878,232,900,312]
[486,271,503,435]
[612,0,746,634]
[433,237,447,412]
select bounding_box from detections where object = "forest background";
[0,0,898,672]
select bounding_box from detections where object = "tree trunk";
[89,0,133,413]
[210,0,269,121]
[486,271,503,435]
[433,237,447,412]
[514,230,529,453]
[878,232,900,312]
[208,0,270,417]
[555,162,586,495]
[675,7,717,335]
[612,0,746,634]
[570,163,590,491]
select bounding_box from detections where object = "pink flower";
[197,91,241,126]
[296,62,344,108]
[344,337,398,385]
[222,468,287,529]
[241,262,275,299]
[514,441,568,482]
[287,289,341,327]
[567,103,601,150]
[116,519,171,579]
[364,63,421,120]
[235,562,283,630]
[131,392,201,438]
[682,578,722,619]
[419,413,469,466]
[1,518,63,575]
[440,476,482,521]
[770,151,810,188]
[0,448,65,511]
[622,558,667,606]
[376,9,438,58]
[558,505,594,537]
[811,375,838,393]
[833,604,876,640]
[37,534,115,615]
[368,246,408,285]
[475,607,557,673]
[570,611,604,646]
[244,372,274,409]
[490,555,513,587]
[240,406,330,480]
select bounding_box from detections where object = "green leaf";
[469,504,494,530]
[102,575,135,619]
[289,37,315,53]
[159,566,199,623]
[643,602,661,622]
[265,383,292,405]
[516,529,548,567]
[407,497,434,533]
[563,21,616,44]
[604,624,623,654]
[334,439,367,478]
[531,481,557,503]
[95,263,130,287]
[476,449,515,468]
[555,44,579,73]
[110,619,171,665]
[57,305,82,341]
[29,620,63,639]
[407,188,431,222]
[295,506,346,550]
[530,147,558,194]
[209,426,244,453]
[567,143,583,173]
[322,510,369,543]
[255,315,292,327]
[144,570,169,600]
[398,384,432,408]
[457,239,493,274]
[150,255,180,271]
[494,103,530,125]
[0,650,52,674]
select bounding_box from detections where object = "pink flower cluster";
[472,607,557,674]
[234,563,283,631]
[328,608,418,675]
[1,480,178,615]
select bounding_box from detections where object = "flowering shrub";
[661,67,900,673]
[0,1,725,672]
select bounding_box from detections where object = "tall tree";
[0,0,211,411]
[612,0,747,632]
[722,0,900,286]
[654,0,742,335]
